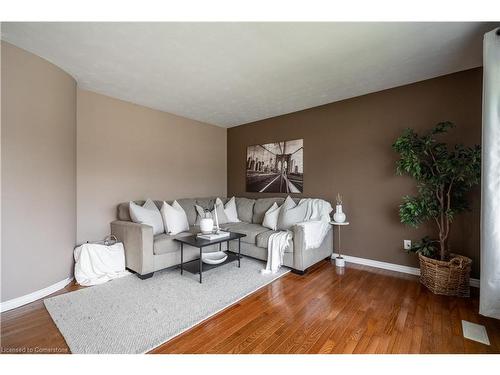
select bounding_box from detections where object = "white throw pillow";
[262,202,280,230]
[129,199,164,235]
[277,196,308,230]
[213,198,229,225]
[224,196,240,223]
[160,200,190,235]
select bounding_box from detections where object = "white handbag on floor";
[74,235,130,286]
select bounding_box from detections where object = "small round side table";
[330,221,350,267]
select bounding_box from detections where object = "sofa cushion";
[253,197,285,224]
[153,231,192,255]
[220,222,271,245]
[196,197,215,210]
[117,201,135,221]
[255,229,279,248]
[176,198,197,226]
[235,197,255,223]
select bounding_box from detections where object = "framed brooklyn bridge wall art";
[246,139,304,193]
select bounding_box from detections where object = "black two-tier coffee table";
[174,232,246,283]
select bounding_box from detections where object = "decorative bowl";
[202,251,228,265]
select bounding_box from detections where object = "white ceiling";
[1,22,497,127]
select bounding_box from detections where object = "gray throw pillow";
[277,196,308,230]
[235,197,255,223]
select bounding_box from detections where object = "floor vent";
[462,320,490,345]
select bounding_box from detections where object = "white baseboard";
[333,253,480,288]
[1,277,74,313]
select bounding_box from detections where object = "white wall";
[76,89,227,243]
[1,42,77,302]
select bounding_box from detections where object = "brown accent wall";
[1,42,77,302]
[228,69,482,276]
[76,89,227,243]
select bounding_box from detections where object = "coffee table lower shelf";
[179,251,241,275]
[175,231,246,283]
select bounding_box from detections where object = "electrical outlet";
[404,240,412,250]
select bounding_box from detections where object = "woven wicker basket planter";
[418,253,472,297]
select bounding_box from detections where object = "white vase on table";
[333,204,346,223]
[200,218,214,234]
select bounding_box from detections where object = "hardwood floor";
[1,260,499,354]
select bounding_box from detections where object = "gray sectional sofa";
[111,197,333,278]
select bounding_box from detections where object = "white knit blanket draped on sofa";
[262,198,332,274]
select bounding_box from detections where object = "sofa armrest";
[110,220,154,275]
[292,223,333,271]
[292,224,307,271]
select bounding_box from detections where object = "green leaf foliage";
[392,122,481,260]
[408,236,439,258]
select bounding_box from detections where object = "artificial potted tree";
[392,122,480,297]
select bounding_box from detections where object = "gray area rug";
[44,257,289,354]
